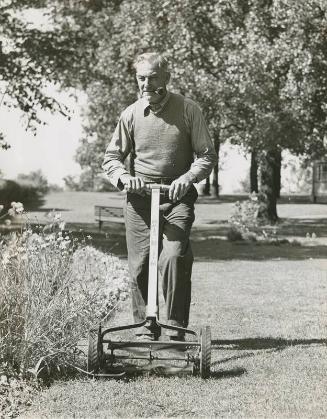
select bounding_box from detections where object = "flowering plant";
[0,203,129,377]
[0,201,24,226]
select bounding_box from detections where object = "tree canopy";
[0,0,69,147]
[1,0,326,220]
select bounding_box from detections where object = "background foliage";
[1,0,326,220]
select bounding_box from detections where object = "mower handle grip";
[145,183,171,192]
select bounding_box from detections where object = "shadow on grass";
[197,194,326,205]
[276,217,327,239]
[64,223,327,261]
[210,337,327,370]
[196,194,247,204]
[29,208,70,213]
[212,337,327,350]
[192,239,327,260]
[210,367,247,379]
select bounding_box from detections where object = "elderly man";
[103,52,216,341]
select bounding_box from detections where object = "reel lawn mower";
[87,184,211,378]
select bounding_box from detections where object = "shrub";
[16,170,49,194]
[0,180,45,215]
[227,193,288,243]
[228,193,261,241]
[63,172,116,192]
[0,209,129,377]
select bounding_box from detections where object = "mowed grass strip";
[23,260,327,418]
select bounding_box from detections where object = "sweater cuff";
[106,168,129,189]
[185,170,198,183]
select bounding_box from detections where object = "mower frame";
[87,184,211,378]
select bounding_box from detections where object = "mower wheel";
[87,326,103,374]
[199,326,211,379]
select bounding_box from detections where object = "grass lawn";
[22,259,327,418]
[25,191,327,226]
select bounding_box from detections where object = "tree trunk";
[212,134,220,197]
[203,177,211,195]
[273,149,282,198]
[250,149,258,193]
[212,165,219,197]
[258,149,279,223]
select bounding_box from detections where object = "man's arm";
[102,105,145,192]
[102,111,132,189]
[169,98,217,202]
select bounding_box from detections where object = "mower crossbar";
[105,354,189,362]
[101,320,197,340]
[104,340,200,350]
[157,320,197,336]
[100,320,147,338]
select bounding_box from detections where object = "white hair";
[133,52,169,72]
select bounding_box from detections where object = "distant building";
[312,160,327,202]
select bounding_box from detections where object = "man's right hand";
[120,174,146,193]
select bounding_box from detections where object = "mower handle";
[145,183,171,192]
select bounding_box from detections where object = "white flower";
[8,202,24,215]
[15,206,24,215]
[54,213,62,221]
[59,222,66,231]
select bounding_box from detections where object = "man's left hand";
[169,173,196,202]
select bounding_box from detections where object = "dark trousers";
[124,186,197,334]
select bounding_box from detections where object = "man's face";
[135,61,170,104]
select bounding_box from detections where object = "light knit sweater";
[102,92,217,186]
[133,93,193,179]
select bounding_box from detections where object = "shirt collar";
[142,91,171,115]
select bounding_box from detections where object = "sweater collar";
[142,91,171,115]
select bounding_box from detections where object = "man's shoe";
[169,334,185,342]
[136,334,154,341]
[135,325,155,340]
[168,334,186,352]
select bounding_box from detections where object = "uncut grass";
[23,259,327,418]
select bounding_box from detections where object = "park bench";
[94,205,124,230]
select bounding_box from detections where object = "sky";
[0,90,85,187]
[0,8,84,187]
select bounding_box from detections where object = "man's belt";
[134,173,177,185]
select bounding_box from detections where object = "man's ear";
[165,72,171,84]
